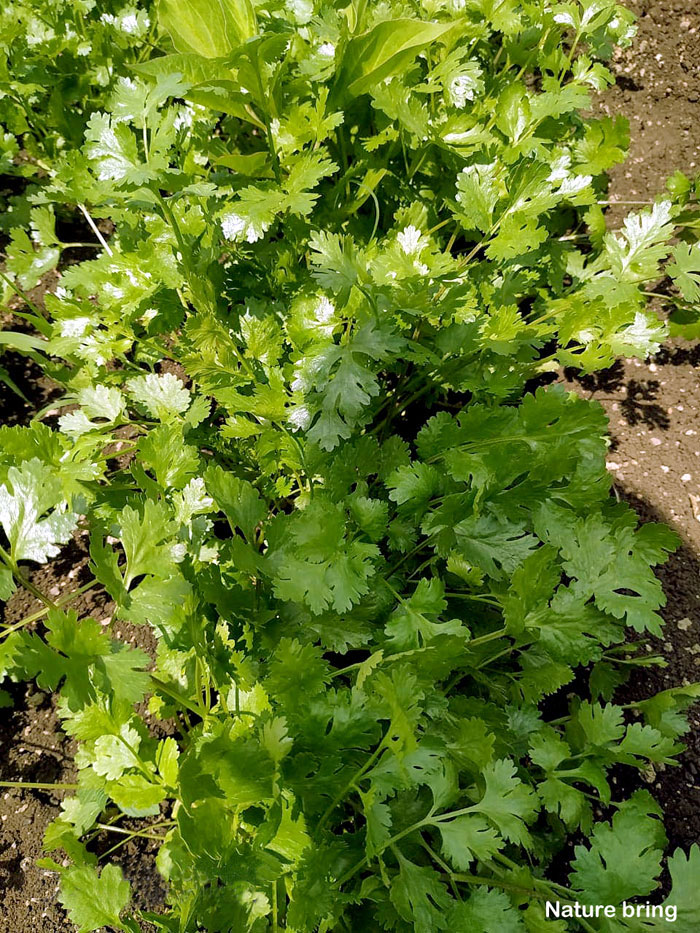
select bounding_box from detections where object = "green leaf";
[127,372,191,420]
[335,19,455,100]
[569,793,665,904]
[59,863,131,932]
[389,853,452,933]
[92,725,142,780]
[205,464,266,540]
[0,459,78,564]
[180,729,274,807]
[536,504,678,634]
[573,116,629,174]
[5,227,60,289]
[158,0,256,58]
[469,759,537,847]
[438,814,501,869]
[669,241,700,302]
[109,774,166,815]
[455,162,500,232]
[385,578,464,650]
[450,888,525,932]
[658,845,700,932]
[139,423,200,489]
[0,330,46,353]
[119,500,178,587]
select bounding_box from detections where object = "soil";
[2,1,700,929]
[565,0,700,855]
[0,538,167,930]
[597,0,700,226]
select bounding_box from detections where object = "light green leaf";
[158,0,256,58]
[438,814,501,869]
[335,19,455,100]
[0,459,78,564]
[127,371,191,420]
[59,863,131,933]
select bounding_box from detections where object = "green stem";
[0,269,46,320]
[336,816,432,886]
[451,871,549,898]
[329,645,437,680]
[78,204,113,257]
[116,732,161,785]
[643,291,684,306]
[0,545,57,610]
[315,733,389,837]
[446,592,502,607]
[150,674,209,719]
[0,780,79,791]
[0,578,100,639]
[95,820,173,841]
[252,51,281,183]
[469,627,508,648]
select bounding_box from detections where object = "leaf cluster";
[1,1,700,931]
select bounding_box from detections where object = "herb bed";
[1,1,700,931]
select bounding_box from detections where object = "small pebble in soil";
[677,618,693,631]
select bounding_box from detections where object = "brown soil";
[0,539,167,930]
[2,2,700,929]
[598,0,700,225]
[567,0,700,854]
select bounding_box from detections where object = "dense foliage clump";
[2,0,700,930]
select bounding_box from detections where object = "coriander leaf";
[59,863,131,933]
[389,853,452,933]
[205,464,266,540]
[0,459,78,563]
[569,794,665,904]
[127,372,191,420]
[450,888,525,932]
[669,241,700,302]
[469,759,537,846]
[438,814,501,869]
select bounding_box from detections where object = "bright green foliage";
[59,862,132,932]
[1,0,700,931]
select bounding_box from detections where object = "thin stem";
[0,269,46,319]
[386,540,428,577]
[336,816,431,886]
[0,578,100,639]
[329,645,437,680]
[445,592,501,607]
[469,627,509,649]
[450,871,549,898]
[421,840,462,900]
[0,545,57,610]
[475,644,513,669]
[78,204,113,257]
[315,733,389,837]
[0,780,79,791]
[643,291,684,306]
[272,880,279,933]
[95,820,174,841]
[597,199,654,206]
[150,674,208,719]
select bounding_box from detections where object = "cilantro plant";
[2,0,700,930]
